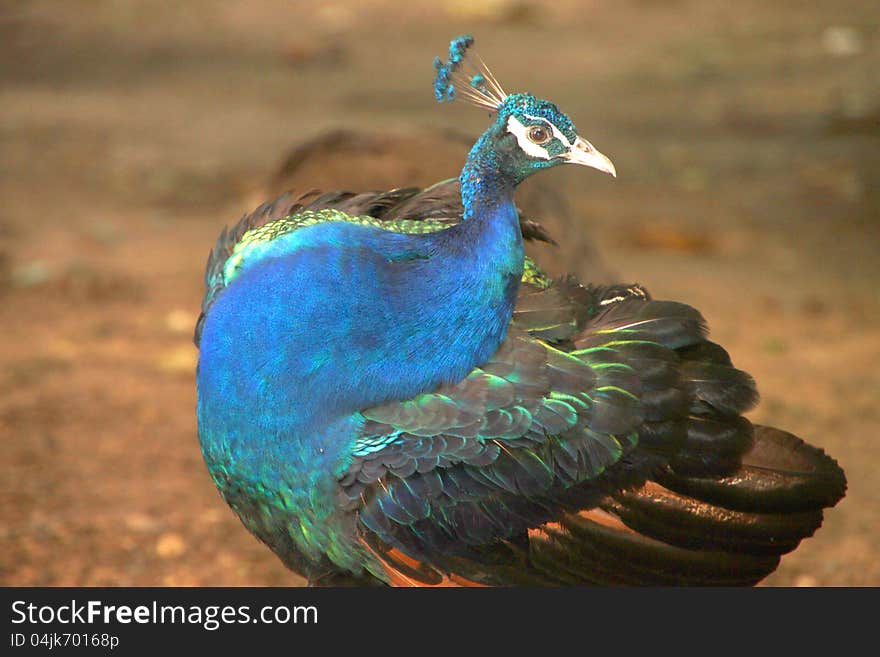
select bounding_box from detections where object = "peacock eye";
[527,125,551,145]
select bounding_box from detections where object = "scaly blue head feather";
[435,34,616,187]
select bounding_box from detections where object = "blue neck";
[458,131,516,222]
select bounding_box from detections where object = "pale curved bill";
[565,137,617,177]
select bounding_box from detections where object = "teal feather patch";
[222,209,451,288]
[215,206,553,310]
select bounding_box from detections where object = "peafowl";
[194,35,846,586]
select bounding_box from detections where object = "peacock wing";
[341,287,716,585]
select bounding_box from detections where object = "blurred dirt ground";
[1,0,878,586]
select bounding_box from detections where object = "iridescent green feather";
[522,258,551,288]
[356,332,645,483]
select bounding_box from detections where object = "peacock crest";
[433,34,507,110]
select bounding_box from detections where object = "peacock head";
[433,35,616,185]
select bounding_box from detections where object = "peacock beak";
[565,137,617,177]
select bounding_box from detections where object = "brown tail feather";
[528,510,780,586]
[657,425,847,513]
[522,425,846,586]
[359,539,488,587]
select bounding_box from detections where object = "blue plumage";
[195,36,845,586]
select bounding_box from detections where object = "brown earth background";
[2,0,878,587]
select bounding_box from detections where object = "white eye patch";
[523,113,574,149]
[506,116,552,160]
